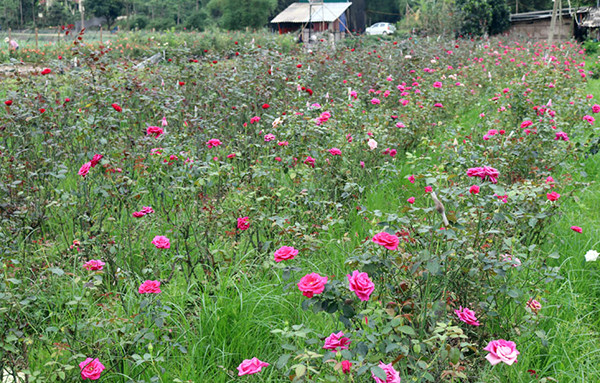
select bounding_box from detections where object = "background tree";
[86,0,125,29]
[456,0,510,36]
[43,1,74,27]
[208,0,276,30]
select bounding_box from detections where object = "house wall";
[509,17,573,41]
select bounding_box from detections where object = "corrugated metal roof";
[510,7,587,22]
[271,2,352,24]
[582,7,600,27]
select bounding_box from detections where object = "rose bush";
[0,31,595,382]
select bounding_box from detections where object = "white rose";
[585,250,599,262]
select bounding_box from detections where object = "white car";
[365,22,396,36]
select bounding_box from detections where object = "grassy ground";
[475,79,600,382]
[3,37,600,382]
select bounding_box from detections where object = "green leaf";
[356,341,369,356]
[295,364,306,378]
[371,366,387,381]
[385,343,401,353]
[276,354,291,369]
[49,268,64,276]
[398,326,416,336]
[426,260,440,275]
[390,317,402,327]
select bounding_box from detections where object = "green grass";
[475,79,600,382]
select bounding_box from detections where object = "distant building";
[509,8,590,41]
[271,1,352,41]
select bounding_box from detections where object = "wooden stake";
[100,26,102,44]
[35,28,38,50]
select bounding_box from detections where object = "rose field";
[2,30,600,382]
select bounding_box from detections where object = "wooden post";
[80,0,85,31]
[35,28,38,50]
[548,0,559,44]
[57,27,60,46]
[100,26,102,44]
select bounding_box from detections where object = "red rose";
[39,108,46,113]
[4,100,12,106]
[41,68,52,75]
[111,103,122,112]
[262,103,270,109]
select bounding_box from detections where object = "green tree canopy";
[457,0,510,36]
[86,0,125,28]
[208,0,277,30]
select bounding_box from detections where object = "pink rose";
[133,211,146,218]
[371,98,381,105]
[407,197,415,204]
[138,280,161,294]
[323,331,351,352]
[408,175,415,184]
[304,156,316,168]
[467,166,499,183]
[83,259,105,271]
[526,298,542,314]
[368,139,378,150]
[297,272,328,298]
[79,358,105,380]
[146,126,164,138]
[152,235,170,249]
[424,186,433,193]
[237,217,250,231]
[206,138,222,148]
[593,104,600,113]
[329,148,342,156]
[372,232,399,251]
[78,162,92,177]
[555,131,569,141]
[342,360,352,374]
[546,191,560,201]
[571,226,582,233]
[348,270,375,301]
[583,115,595,124]
[520,120,533,128]
[501,254,521,267]
[454,306,480,326]
[90,154,103,168]
[274,246,298,262]
[469,185,480,194]
[372,361,401,383]
[141,206,154,214]
[264,133,276,142]
[484,339,519,366]
[237,357,269,376]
